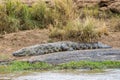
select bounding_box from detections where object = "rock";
[108,2,120,14]
[99,0,120,14]
[99,7,108,11]
[25,48,120,64]
[12,41,112,57]
[99,0,111,7]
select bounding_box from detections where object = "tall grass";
[0,0,78,33]
[53,0,77,27]
[0,1,19,34]
[0,0,119,42]
[50,17,108,42]
[80,6,99,18]
[31,0,56,28]
[0,0,33,34]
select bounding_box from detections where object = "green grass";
[0,61,52,73]
[0,61,120,73]
[58,61,120,69]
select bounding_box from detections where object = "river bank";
[0,29,120,62]
[0,1,119,79]
[0,61,120,74]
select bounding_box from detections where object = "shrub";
[0,9,19,34]
[49,27,65,40]
[0,0,35,34]
[79,6,115,19]
[0,0,102,35]
[53,0,78,27]
[14,3,33,30]
[0,0,115,36]
[31,0,56,28]
[50,17,108,42]
[80,6,99,18]
[96,24,109,36]
[64,18,99,42]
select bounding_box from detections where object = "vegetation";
[0,0,119,41]
[0,61,52,73]
[0,0,77,33]
[109,17,120,32]
[0,53,10,60]
[0,0,33,34]
[58,61,120,69]
[0,0,120,75]
[50,17,109,42]
[0,61,120,73]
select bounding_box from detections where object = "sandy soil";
[0,29,49,61]
[0,29,119,61]
[99,32,120,48]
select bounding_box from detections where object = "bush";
[80,6,99,18]
[0,8,19,34]
[0,0,61,33]
[53,0,78,27]
[0,0,35,34]
[31,0,56,28]
[49,27,65,40]
[15,3,33,30]
[0,0,115,38]
[50,17,108,42]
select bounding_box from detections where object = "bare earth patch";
[0,29,120,61]
[99,32,120,48]
[0,29,49,61]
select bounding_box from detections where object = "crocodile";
[13,41,111,57]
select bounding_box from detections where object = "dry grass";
[0,53,11,61]
[80,6,99,18]
[50,17,109,42]
[0,0,119,42]
[108,17,120,32]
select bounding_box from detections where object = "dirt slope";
[0,29,119,61]
[100,32,120,48]
[0,29,49,60]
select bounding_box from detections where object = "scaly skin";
[13,41,111,57]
